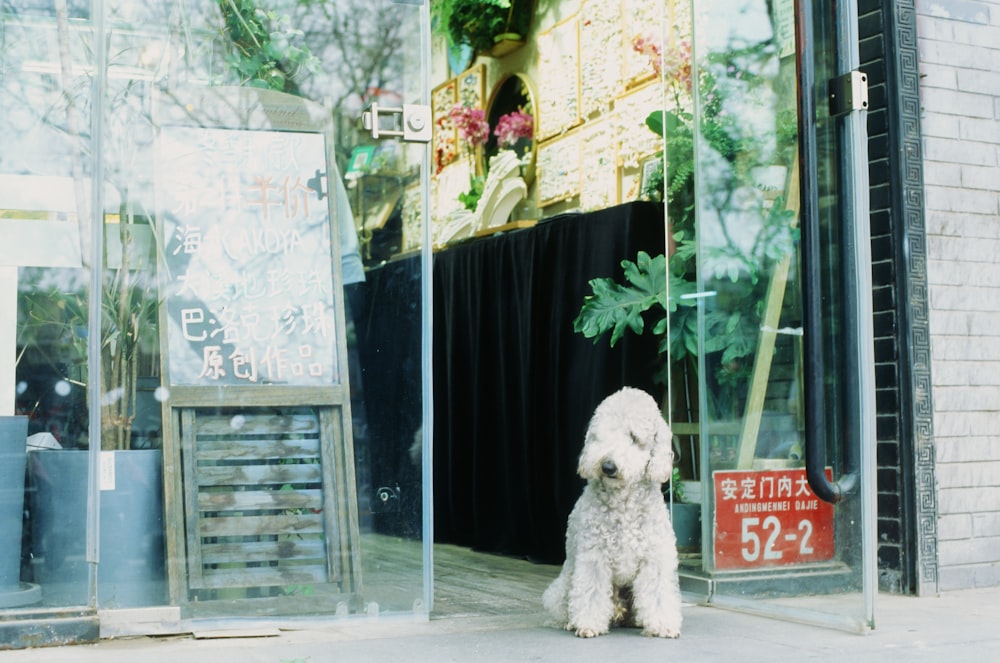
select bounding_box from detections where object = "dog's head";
[577,387,673,486]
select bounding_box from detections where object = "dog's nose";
[601,460,618,477]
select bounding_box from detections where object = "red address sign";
[713,468,835,571]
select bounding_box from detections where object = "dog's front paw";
[575,627,601,638]
[642,625,681,639]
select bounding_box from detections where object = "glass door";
[141,0,433,622]
[679,0,875,631]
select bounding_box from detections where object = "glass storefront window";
[4,0,878,647]
[3,0,430,634]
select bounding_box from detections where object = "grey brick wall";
[916,0,1000,590]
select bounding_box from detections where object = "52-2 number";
[740,516,814,562]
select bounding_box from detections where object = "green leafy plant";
[218,0,319,93]
[431,0,533,53]
[668,466,686,503]
[17,216,159,452]
[458,175,486,211]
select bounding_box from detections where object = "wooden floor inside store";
[432,544,561,618]
[356,534,561,619]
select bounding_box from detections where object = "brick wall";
[916,0,1000,590]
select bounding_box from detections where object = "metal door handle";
[797,0,859,505]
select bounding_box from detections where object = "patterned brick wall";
[915,0,1000,590]
[860,0,908,592]
[860,0,939,594]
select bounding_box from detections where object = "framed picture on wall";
[432,78,459,173]
[536,16,581,141]
[579,0,623,117]
[578,117,619,211]
[537,129,582,207]
[639,154,663,200]
[457,63,486,110]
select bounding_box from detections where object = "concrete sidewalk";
[5,585,999,662]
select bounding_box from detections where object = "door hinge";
[828,70,869,117]
[361,102,432,143]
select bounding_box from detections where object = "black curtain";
[354,263,423,538]
[432,202,666,563]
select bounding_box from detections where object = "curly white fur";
[543,387,682,638]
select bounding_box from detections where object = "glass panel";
[3,0,96,611]
[689,0,871,630]
[5,0,429,624]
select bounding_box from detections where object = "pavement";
[4,585,999,662]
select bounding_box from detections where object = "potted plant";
[431,0,534,58]
[668,467,701,553]
[18,213,167,608]
[0,415,39,608]
[17,74,166,608]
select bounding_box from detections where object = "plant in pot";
[16,69,167,607]
[0,414,36,608]
[431,0,534,58]
[449,102,491,211]
[18,207,166,608]
[667,467,701,553]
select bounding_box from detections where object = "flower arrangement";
[449,103,490,210]
[493,108,533,149]
[632,34,663,79]
[449,103,490,146]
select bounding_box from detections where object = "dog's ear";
[645,416,674,483]
[576,415,600,480]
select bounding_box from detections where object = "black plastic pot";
[28,449,166,608]
[0,415,40,608]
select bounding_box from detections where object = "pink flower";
[633,35,693,98]
[664,40,693,95]
[449,104,489,148]
[632,34,663,78]
[494,109,534,148]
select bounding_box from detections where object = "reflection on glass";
[693,0,800,474]
[4,0,428,622]
[692,0,868,629]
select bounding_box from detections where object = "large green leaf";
[573,252,667,347]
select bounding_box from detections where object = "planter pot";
[670,502,702,553]
[447,41,474,76]
[679,480,703,504]
[486,34,525,57]
[28,449,166,608]
[0,416,41,608]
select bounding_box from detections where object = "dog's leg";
[631,557,682,638]
[566,558,615,638]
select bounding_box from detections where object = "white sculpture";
[435,149,528,246]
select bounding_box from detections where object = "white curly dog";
[543,387,682,638]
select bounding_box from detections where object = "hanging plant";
[431,0,533,54]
